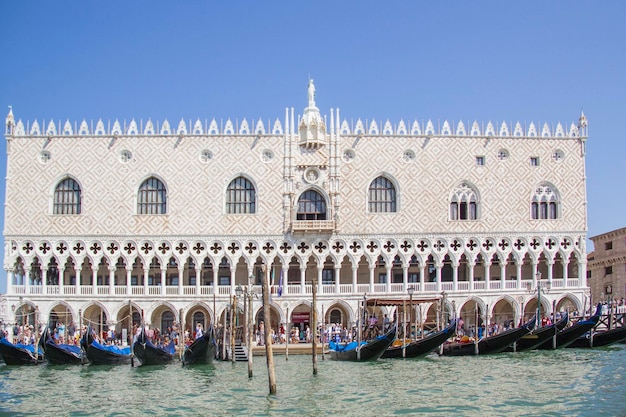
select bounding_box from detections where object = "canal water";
[0,345,624,416]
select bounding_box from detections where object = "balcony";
[291,220,335,234]
[9,278,584,299]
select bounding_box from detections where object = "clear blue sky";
[1,2,625,293]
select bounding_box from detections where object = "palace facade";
[1,81,591,337]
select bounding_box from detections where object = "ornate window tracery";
[297,190,326,220]
[450,183,478,221]
[531,183,560,219]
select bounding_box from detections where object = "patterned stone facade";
[1,84,590,337]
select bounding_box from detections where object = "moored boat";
[441,317,536,356]
[506,312,569,352]
[132,327,176,366]
[381,320,456,359]
[39,326,85,365]
[0,333,43,365]
[566,325,626,348]
[536,304,602,350]
[81,325,132,365]
[328,325,397,361]
[182,326,217,365]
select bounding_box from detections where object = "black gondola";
[441,317,536,356]
[567,326,626,348]
[39,326,85,365]
[328,325,397,361]
[536,304,602,350]
[132,327,176,366]
[81,325,132,365]
[506,312,569,352]
[182,326,217,365]
[381,320,456,359]
[0,332,43,365]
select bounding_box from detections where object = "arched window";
[226,176,256,214]
[531,183,560,219]
[53,178,81,214]
[368,176,397,213]
[297,190,326,220]
[450,183,478,220]
[138,177,167,214]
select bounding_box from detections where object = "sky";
[1,2,625,293]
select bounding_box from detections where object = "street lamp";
[407,286,415,341]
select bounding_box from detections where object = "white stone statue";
[308,79,316,107]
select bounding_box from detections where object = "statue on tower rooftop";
[308,78,316,108]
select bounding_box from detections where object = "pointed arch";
[367,175,397,213]
[137,176,167,214]
[449,182,479,220]
[296,188,327,220]
[531,182,561,219]
[53,176,82,214]
[225,176,256,214]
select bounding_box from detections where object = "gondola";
[381,320,456,359]
[182,326,217,365]
[441,317,536,356]
[39,326,85,365]
[0,332,43,365]
[536,304,602,350]
[81,325,132,365]
[132,327,176,366]
[566,325,626,348]
[328,325,397,361]
[506,312,569,352]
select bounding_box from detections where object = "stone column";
[300,266,306,294]
[468,261,475,291]
[92,268,98,294]
[563,258,569,287]
[419,264,425,292]
[143,267,149,295]
[547,260,554,287]
[334,266,340,294]
[368,265,375,293]
[24,268,31,295]
[351,265,358,293]
[109,266,115,295]
[484,261,491,290]
[178,267,184,295]
[402,264,409,293]
[385,265,392,292]
[452,262,459,292]
[160,267,167,295]
[500,261,507,290]
[126,267,132,296]
[74,267,81,295]
[195,266,201,294]
[515,259,523,289]
[435,262,442,293]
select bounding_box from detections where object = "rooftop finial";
[6,105,15,134]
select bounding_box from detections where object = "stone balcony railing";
[9,278,584,298]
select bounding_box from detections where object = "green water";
[1,345,624,416]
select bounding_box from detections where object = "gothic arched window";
[53,177,82,214]
[531,183,560,219]
[226,176,256,214]
[138,177,167,215]
[368,176,397,213]
[450,183,478,221]
[297,190,326,220]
